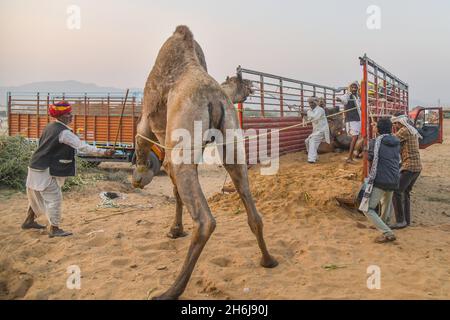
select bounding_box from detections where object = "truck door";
[410,107,443,149]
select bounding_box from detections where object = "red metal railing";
[237,67,347,162]
[359,54,409,176]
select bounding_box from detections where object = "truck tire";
[148,151,161,175]
[132,151,161,175]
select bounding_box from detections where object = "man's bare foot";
[345,158,355,164]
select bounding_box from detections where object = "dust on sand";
[1,121,449,300]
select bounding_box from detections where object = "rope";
[262,91,361,111]
[135,106,360,151]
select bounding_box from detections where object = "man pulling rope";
[22,101,115,238]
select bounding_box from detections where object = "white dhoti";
[305,131,326,162]
[305,106,330,163]
[26,168,65,227]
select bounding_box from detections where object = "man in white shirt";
[336,81,361,163]
[302,97,330,163]
[22,101,114,238]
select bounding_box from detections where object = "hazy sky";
[1,0,449,105]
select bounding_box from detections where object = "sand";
[0,121,449,300]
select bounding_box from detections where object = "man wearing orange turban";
[22,101,115,238]
[48,100,72,117]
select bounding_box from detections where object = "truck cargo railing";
[360,54,409,176]
[236,67,348,162]
[7,91,142,151]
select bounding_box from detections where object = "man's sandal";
[48,228,73,238]
[374,234,396,243]
[21,221,46,230]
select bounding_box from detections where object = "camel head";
[131,137,156,189]
[132,164,154,189]
[221,73,254,104]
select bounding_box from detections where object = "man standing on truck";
[302,97,330,163]
[336,81,361,163]
[21,101,115,238]
[390,114,423,229]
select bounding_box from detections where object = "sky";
[1,0,450,105]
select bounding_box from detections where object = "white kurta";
[305,106,330,162]
[26,121,107,226]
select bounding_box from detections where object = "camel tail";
[174,25,194,43]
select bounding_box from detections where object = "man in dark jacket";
[363,118,400,243]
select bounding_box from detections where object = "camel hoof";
[260,256,279,268]
[166,229,188,239]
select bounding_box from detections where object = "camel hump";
[174,25,194,42]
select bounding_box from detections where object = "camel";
[316,102,364,156]
[132,26,278,300]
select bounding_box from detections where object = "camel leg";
[153,165,216,300]
[165,163,187,239]
[224,163,278,268]
[167,185,188,239]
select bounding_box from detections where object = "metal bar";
[383,72,387,116]
[36,92,40,137]
[279,79,284,117]
[120,100,124,144]
[374,67,379,118]
[361,59,369,178]
[132,96,136,148]
[7,92,11,136]
[93,112,97,142]
[239,67,338,91]
[46,93,50,124]
[27,97,31,136]
[406,90,409,113]
[260,75,265,117]
[84,94,87,141]
[113,89,129,149]
[300,84,304,117]
[394,81,398,111]
[107,94,110,145]
[18,113,21,135]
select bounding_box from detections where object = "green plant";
[0,136,37,190]
[0,136,130,192]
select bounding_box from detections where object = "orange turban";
[49,101,72,118]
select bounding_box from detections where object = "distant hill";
[0,80,142,111]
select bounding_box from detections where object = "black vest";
[345,94,361,122]
[29,122,76,177]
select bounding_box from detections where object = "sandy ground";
[0,121,449,300]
